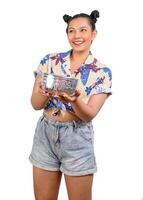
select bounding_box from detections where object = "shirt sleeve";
[34,54,49,78]
[91,67,112,96]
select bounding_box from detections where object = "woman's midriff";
[43,109,80,122]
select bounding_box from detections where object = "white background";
[0,0,143,199]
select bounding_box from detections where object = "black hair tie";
[90,10,100,23]
[63,14,72,23]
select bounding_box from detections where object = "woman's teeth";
[73,41,84,45]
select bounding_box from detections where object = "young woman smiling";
[29,10,112,200]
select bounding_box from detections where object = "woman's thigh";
[33,166,62,200]
[64,174,94,200]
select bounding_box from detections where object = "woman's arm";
[31,76,108,120]
[71,93,108,122]
[59,92,108,122]
[30,76,52,110]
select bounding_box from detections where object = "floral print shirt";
[34,49,112,113]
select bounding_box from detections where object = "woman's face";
[67,17,96,52]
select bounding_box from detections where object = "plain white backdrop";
[0,0,143,199]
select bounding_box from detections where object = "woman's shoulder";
[88,54,112,82]
[45,50,70,58]
[93,57,112,82]
[89,57,112,82]
[94,57,111,72]
[39,52,61,65]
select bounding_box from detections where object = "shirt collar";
[64,49,95,67]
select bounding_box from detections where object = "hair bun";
[90,10,100,23]
[63,14,72,23]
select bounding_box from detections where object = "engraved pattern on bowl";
[41,73,78,95]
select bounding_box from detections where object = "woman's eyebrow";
[68,26,88,30]
[68,27,74,30]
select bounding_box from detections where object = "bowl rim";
[42,73,78,81]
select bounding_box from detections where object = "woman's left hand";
[58,90,80,103]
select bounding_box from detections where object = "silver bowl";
[41,73,78,95]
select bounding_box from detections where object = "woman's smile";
[72,40,84,45]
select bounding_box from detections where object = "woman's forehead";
[68,17,90,28]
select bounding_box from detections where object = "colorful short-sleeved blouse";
[34,49,112,113]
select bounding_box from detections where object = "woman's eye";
[81,29,87,32]
[68,30,73,33]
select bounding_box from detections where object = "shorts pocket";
[79,123,94,142]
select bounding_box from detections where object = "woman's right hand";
[34,76,52,98]
[39,86,53,98]
[35,76,71,100]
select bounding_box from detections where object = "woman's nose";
[74,31,81,38]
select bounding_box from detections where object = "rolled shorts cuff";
[29,155,60,172]
[60,166,97,176]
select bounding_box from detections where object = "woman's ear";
[92,30,97,41]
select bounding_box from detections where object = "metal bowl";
[41,73,78,95]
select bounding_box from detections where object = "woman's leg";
[64,174,94,200]
[33,166,62,200]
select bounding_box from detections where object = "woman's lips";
[72,41,84,45]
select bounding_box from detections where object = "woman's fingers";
[38,89,80,101]
[74,90,81,97]
[58,91,80,102]
[39,88,53,97]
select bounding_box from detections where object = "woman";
[29,10,112,200]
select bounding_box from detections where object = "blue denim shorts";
[29,115,97,176]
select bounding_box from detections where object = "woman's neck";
[71,50,90,62]
[70,49,90,68]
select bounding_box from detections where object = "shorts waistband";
[42,114,89,127]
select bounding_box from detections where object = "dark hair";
[63,10,100,33]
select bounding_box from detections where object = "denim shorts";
[29,115,97,176]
